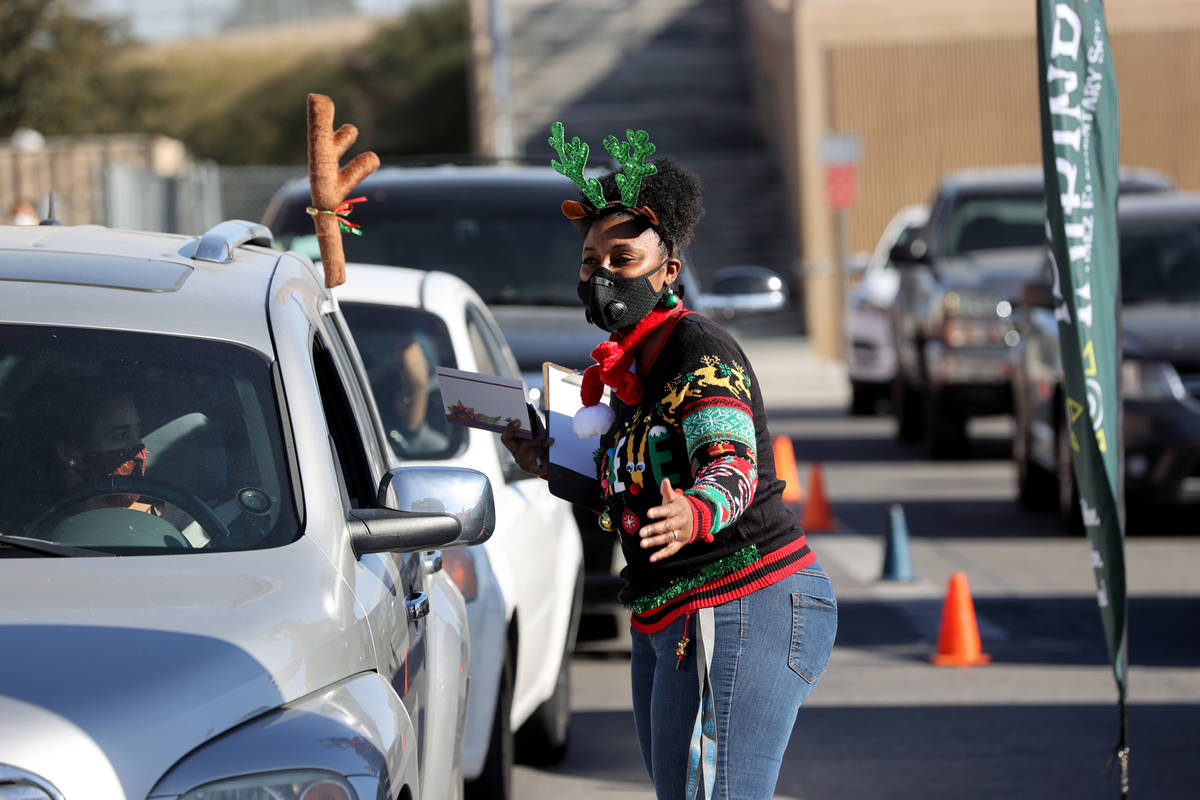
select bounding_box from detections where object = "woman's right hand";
[501,419,554,478]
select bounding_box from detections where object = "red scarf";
[580,306,686,407]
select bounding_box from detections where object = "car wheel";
[516,567,582,765]
[466,649,514,800]
[849,381,877,416]
[892,375,926,442]
[1015,409,1056,511]
[1055,415,1085,536]
[924,389,969,459]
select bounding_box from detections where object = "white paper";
[543,362,607,476]
[436,366,532,438]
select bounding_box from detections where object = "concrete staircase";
[501,0,796,283]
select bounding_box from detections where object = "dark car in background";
[889,166,1173,458]
[1011,192,1200,532]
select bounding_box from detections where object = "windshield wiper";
[0,532,115,557]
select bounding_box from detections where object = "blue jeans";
[630,562,837,800]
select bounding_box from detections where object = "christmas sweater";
[587,311,814,633]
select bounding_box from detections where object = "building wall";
[744,0,1200,357]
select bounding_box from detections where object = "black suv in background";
[1011,192,1200,531]
[889,166,1173,458]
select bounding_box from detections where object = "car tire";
[515,567,582,765]
[892,376,926,442]
[1014,410,1056,511]
[924,389,969,459]
[849,381,878,416]
[1055,415,1085,536]
[466,648,514,800]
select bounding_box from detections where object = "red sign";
[824,163,857,210]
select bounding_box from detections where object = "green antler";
[548,122,607,209]
[604,128,658,207]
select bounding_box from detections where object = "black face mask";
[577,259,668,333]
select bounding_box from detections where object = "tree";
[343,0,471,158]
[0,0,161,136]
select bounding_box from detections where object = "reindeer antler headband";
[548,122,671,250]
[306,93,380,288]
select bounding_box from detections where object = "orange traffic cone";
[930,572,992,667]
[773,435,805,506]
[800,462,836,532]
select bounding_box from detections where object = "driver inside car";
[6,378,161,534]
[54,387,158,515]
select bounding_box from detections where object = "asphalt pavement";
[514,329,1200,800]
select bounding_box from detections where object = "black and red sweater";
[570,310,814,633]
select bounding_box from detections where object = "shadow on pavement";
[779,703,1199,800]
[827,498,1063,540]
[535,702,1200,799]
[834,594,1200,668]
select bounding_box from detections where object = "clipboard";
[542,361,607,498]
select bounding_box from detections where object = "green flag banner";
[1037,0,1129,792]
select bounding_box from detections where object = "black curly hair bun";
[594,156,705,249]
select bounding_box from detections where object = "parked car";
[889,165,1173,457]
[0,220,492,800]
[334,264,584,798]
[699,264,791,320]
[1011,192,1200,531]
[843,204,928,415]
[263,164,715,649]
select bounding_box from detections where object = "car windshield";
[340,302,467,460]
[942,196,1046,258]
[0,325,298,555]
[1121,220,1200,304]
[270,182,584,306]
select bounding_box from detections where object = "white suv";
[0,220,491,800]
[336,264,584,799]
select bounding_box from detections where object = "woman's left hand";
[640,478,693,563]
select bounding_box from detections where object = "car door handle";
[406,591,430,622]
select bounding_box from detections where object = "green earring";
[663,286,679,309]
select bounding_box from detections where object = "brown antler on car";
[306,93,380,288]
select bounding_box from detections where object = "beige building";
[746,0,1200,357]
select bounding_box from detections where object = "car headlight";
[1122,359,1185,401]
[180,770,357,800]
[942,316,1012,347]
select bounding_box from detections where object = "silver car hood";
[0,537,374,800]
[936,247,1047,300]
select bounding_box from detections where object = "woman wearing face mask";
[502,125,837,800]
[4,378,157,532]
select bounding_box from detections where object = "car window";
[269,184,584,307]
[467,304,521,380]
[942,197,1046,257]
[465,304,528,483]
[340,302,467,460]
[1120,220,1200,304]
[312,334,377,510]
[0,325,298,554]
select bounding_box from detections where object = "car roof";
[334,263,484,318]
[0,224,302,355]
[269,164,580,206]
[938,164,1174,196]
[1118,191,1200,223]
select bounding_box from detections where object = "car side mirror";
[846,252,870,281]
[1018,280,1055,310]
[889,238,930,266]
[349,466,495,556]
